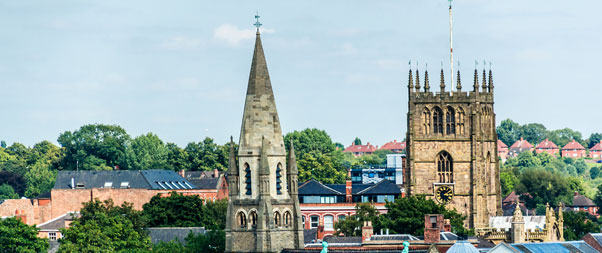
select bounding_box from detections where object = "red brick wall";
[0,199,35,225]
[562,149,586,158]
[589,151,602,160]
[535,148,558,156]
[583,234,602,252]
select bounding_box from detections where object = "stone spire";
[415,69,421,91]
[456,70,462,91]
[558,202,564,222]
[424,70,430,91]
[408,69,414,91]
[473,68,479,92]
[439,68,445,93]
[513,199,524,223]
[488,69,494,93]
[481,69,487,92]
[227,136,238,196]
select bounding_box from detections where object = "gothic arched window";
[486,152,492,191]
[249,211,258,228]
[237,211,247,228]
[244,163,252,195]
[446,107,456,135]
[284,211,292,227]
[276,164,283,195]
[422,108,431,135]
[437,151,453,183]
[433,107,443,134]
[457,107,465,135]
[274,211,281,227]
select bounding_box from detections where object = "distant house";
[497,140,509,160]
[507,138,533,158]
[535,138,559,156]
[36,211,79,243]
[570,192,598,217]
[344,142,377,156]
[179,169,228,202]
[589,141,602,160]
[379,140,406,153]
[562,140,586,158]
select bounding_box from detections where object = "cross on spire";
[254,12,262,32]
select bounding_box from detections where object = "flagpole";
[449,0,454,91]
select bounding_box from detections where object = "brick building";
[344,143,377,156]
[405,66,501,229]
[497,140,508,160]
[535,138,559,156]
[180,169,228,202]
[589,141,602,160]
[508,138,533,158]
[562,140,586,158]
[379,140,406,153]
[570,192,598,217]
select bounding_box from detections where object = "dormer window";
[104,182,113,188]
[120,182,129,189]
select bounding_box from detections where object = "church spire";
[473,67,479,92]
[456,69,462,91]
[488,67,494,93]
[440,68,445,93]
[481,68,487,92]
[415,68,421,91]
[424,69,430,91]
[408,68,414,91]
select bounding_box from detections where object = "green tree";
[0,140,6,148]
[0,183,19,200]
[587,133,602,148]
[166,142,189,171]
[593,184,602,215]
[125,133,169,170]
[590,167,601,179]
[574,159,588,175]
[334,203,380,236]
[515,169,573,209]
[0,171,26,196]
[496,119,521,147]
[142,192,226,229]
[547,128,584,149]
[516,151,541,169]
[297,151,346,184]
[563,211,601,241]
[29,140,64,170]
[184,230,225,253]
[184,137,228,171]
[152,240,185,252]
[520,123,548,145]
[59,199,150,252]
[284,128,336,159]
[353,137,362,145]
[379,195,469,236]
[0,217,48,252]
[500,169,519,196]
[57,124,131,170]
[24,161,56,198]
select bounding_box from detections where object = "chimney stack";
[361,221,374,242]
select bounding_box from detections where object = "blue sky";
[1,0,601,148]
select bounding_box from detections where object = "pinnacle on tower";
[439,68,445,92]
[473,68,479,92]
[259,136,270,175]
[488,69,494,93]
[482,69,487,92]
[424,70,430,91]
[456,70,462,91]
[408,69,414,91]
[287,138,298,175]
[415,69,421,91]
[228,136,237,175]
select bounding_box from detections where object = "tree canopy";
[0,217,48,252]
[142,192,227,229]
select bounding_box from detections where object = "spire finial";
[488,62,494,93]
[254,12,262,33]
[408,60,414,90]
[415,61,421,91]
[424,65,430,92]
[456,61,462,91]
[440,67,445,93]
[473,61,479,92]
[482,61,487,91]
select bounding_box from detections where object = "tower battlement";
[408,68,494,104]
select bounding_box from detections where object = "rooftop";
[53,170,197,190]
[562,140,586,150]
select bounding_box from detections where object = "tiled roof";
[510,138,533,149]
[303,229,317,244]
[503,191,519,203]
[497,140,508,149]
[510,241,598,253]
[563,140,586,150]
[37,212,79,231]
[299,180,343,195]
[147,227,206,244]
[573,193,595,207]
[344,143,377,153]
[54,170,197,190]
[536,138,558,149]
[586,233,602,248]
[591,141,602,151]
[380,140,406,151]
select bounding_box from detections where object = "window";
[369,172,375,178]
[446,107,455,135]
[302,216,306,228]
[249,211,258,228]
[320,196,335,204]
[237,212,247,228]
[338,215,346,221]
[276,164,283,195]
[274,211,281,227]
[351,172,362,182]
[310,216,319,228]
[75,183,85,189]
[433,107,443,134]
[377,195,395,203]
[430,216,437,228]
[104,182,112,188]
[423,108,431,135]
[284,212,292,227]
[437,151,453,183]
[457,107,465,135]
[302,196,320,203]
[49,232,57,241]
[120,182,129,189]
[244,164,252,195]
[324,215,334,231]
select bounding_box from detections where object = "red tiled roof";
[573,192,595,207]
[536,138,558,149]
[502,191,518,203]
[344,143,377,153]
[510,137,533,149]
[591,141,602,151]
[562,140,585,150]
[380,140,406,151]
[497,140,508,149]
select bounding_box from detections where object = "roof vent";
[75,183,85,189]
[120,182,129,189]
[104,182,113,188]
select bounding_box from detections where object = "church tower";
[225,17,304,252]
[405,66,502,229]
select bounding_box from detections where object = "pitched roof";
[503,191,519,203]
[447,241,479,253]
[344,143,377,153]
[183,171,224,190]
[591,141,602,151]
[37,212,79,231]
[298,180,343,195]
[586,233,602,248]
[563,140,586,150]
[53,170,197,190]
[536,138,558,149]
[573,193,595,207]
[356,180,402,195]
[147,227,206,244]
[510,138,533,149]
[497,140,508,149]
[380,140,406,151]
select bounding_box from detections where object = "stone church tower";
[405,67,502,229]
[224,29,304,252]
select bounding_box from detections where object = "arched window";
[486,152,492,190]
[284,211,292,227]
[433,107,443,134]
[249,211,258,228]
[422,108,431,135]
[437,151,453,183]
[276,164,283,195]
[274,211,281,227]
[457,107,465,135]
[237,211,247,228]
[244,163,252,195]
[446,107,455,135]
[324,215,334,231]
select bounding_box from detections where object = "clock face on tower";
[435,185,453,204]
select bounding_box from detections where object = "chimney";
[361,221,374,242]
[346,169,352,203]
[443,219,452,232]
[574,191,579,196]
[15,210,26,224]
[424,214,443,244]
[179,169,185,178]
[114,165,119,170]
[213,168,219,178]
[71,178,75,189]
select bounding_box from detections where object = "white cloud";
[161,36,203,50]
[213,24,274,46]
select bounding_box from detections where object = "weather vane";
[254,12,262,32]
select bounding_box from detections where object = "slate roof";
[573,193,595,207]
[304,229,317,244]
[536,138,558,149]
[447,241,479,253]
[509,241,598,253]
[590,141,602,151]
[563,140,586,150]
[54,170,197,190]
[298,179,401,196]
[380,140,406,151]
[344,143,377,153]
[586,233,602,248]
[356,180,401,195]
[147,227,206,244]
[37,212,79,231]
[324,236,362,244]
[187,177,221,189]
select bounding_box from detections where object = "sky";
[1,0,601,148]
